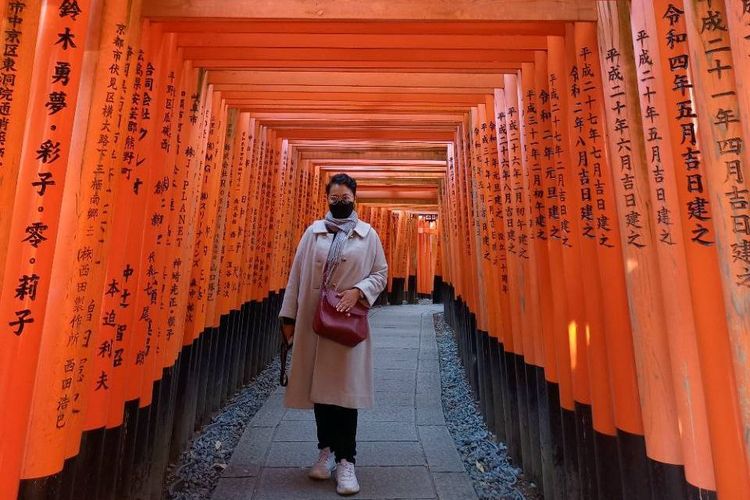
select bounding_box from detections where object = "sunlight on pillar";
[626,257,639,274]
[568,321,578,371]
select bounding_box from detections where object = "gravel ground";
[164,357,281,500]
[433,312,540,500]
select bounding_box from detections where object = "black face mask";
[329,201,354,219]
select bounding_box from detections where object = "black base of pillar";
[18,291,284,500]
[432,275,444,303]
[388,277,405,305]
[406,275,417,303]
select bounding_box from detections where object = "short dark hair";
[326,173,357,195]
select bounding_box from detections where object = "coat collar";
[312,219,371,238]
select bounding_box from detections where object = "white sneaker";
[308,447,335,480]
[335,459,360,495]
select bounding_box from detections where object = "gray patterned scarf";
[322,210,358,288]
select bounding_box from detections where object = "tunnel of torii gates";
[0,0,750,499]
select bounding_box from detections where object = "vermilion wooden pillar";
[0,3,93,496]
[682,1,750,495]
[596,3,686,497]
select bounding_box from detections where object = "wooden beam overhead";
[207,70,506,88]
[273,124,456,131]
[318,168,446,175]
[315,159,446,166]
[358,194,439,202]
[214,84,496,94]
[349,173,442,180]
[356,180,442,188]
[191,60,525,71]
[346,177,445,185]
[325,176,444,182]
[262,123,460,131]
[355,184,440,192]
[281,129,455,140]
[222,92,487,103]
[295,148,447,160]
[231,105,473,113]
[254,117,465,128]
[177,33,548,50]
[360,196,437,203]
[353,188,438,197]
[293,142,448,152]
[250,112,465,121]
[359,204,440,212]
[229,100,472,107]
[154,20,568,36]
[143,0,596,21]
[182,47,536,62]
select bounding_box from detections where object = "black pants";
[314,403,358,464]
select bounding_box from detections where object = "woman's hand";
[281,323,295,345]
[336,288,362,313]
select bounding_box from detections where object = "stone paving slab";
[273,420,419,442]
[265,441,426,467]
[251,466,436,499]
[416,406,446,426]
[417,359,440,373]
[415,389,442,409]
[213,477,258,500]
[374,346,420,357]
[213,304,477,500]
[374,368,416,381]
[432,472,479,500]
[359,405,416,422]
[372,357,419,370]
[417,426,466,472]
[228,426,275,469]
[375,378,415,392]
[248,394,286,427]
[416,371,441,394]
[277,404,420,423]
[374,390,416,407]
[281,408,317,421]
[372,338,420,349]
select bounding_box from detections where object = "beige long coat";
[278,218,388,409]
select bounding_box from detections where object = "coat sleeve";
[278,226,311,320]
[354,229,388,307]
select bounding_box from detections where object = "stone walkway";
[212,304,478,499]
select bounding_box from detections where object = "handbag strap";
[279,339,290,386]
[279,325,292,386]
[320,260,331,290]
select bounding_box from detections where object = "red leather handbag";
[313,287,370,347]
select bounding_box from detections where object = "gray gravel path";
[433,312,536,499]
[164,357,281,499]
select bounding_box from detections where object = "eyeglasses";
[327,195,354,203]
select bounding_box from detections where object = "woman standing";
[278,173,388,496]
